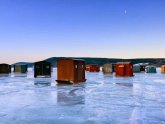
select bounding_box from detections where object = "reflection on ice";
[0,74,10,77]
[57,85,85,105]
[13,74,27,77]
[115,82,133,87]
[34,78,51,86]
[103,74,113,77]
[34,81,51,86]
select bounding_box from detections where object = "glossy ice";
[0,68,165,124]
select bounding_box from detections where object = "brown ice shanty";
[34,61,51,78]
[0,63,11,74]
[102,63,113,74]
[161,65,165,74]
[14,64,28,73]
[115,62,133,77]
[56,59,86,84]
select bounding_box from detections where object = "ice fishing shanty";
[140,64,146,72]
[102,63,113,74]
[145,66,157,73]
[115,62,133,77]
[133,64,141,73]
[14,64,28,73]
[0,64,11,74]
[86,64,100,72]
[56,59,86,84]
[161,65,165,74]
[34,61,51,78]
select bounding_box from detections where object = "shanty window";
[82,65,84,68]
[75,65,78,69]
[119,65,124,68]
[46,66,50,69]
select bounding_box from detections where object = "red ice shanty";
[115,62,133,77]
[86,64,100,72]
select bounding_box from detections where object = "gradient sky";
[0,0,165,64]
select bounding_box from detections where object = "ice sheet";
[0,68,165,124]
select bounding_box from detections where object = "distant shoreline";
[11,57,165,67]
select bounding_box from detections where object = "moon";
[124,10,127,14]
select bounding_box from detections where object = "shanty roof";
[86,64,99,66]
[146,65,156,68]
[57,59,85,61]
[103,63,113,66]
[133,64,141,66]
[14,64,27,66]
[116,62,132,64]
[103,63,113,65]
[0,63,10,66]
[138,63,149,66]
[34,61,51,64]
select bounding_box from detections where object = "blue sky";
[0,0,165,64]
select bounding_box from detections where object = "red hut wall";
[86,65,100,72]
[115,62,133,77]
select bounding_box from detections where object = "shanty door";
[75,61,84,82]
[140,65,145,71]
[119,65,125,76]
[35,64,42,76]
[42,64,51,76]
[78,62,84,82]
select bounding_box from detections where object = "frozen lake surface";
[0,68,165,124]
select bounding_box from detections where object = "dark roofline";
[0,63,10,65]
[116,62,132,64]
[57,58,85,61]
[86,64,99,66]
[14,64,28,66]
[34,61,51,64]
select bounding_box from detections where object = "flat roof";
[14,64,28,66]
[34,61,51,64]
[0,63,10,65]
[116,62,132,64]
[57,59,85,61]
[86,64,99,66]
